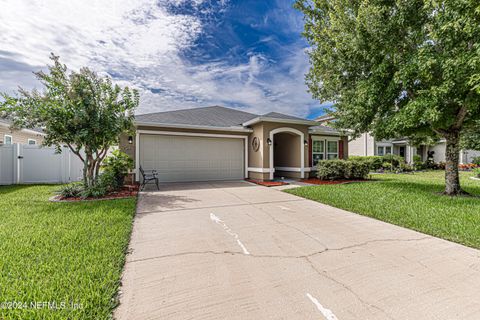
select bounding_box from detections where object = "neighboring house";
[315,115,480,164]
[0,118,45,145]
[120,106,347,182]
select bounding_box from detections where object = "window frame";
[3,135,12,145]
[377,146,385,156]
[326,140,339,160]
[311,139,325,166]
[27,139,37,145]
[311,136,340,164]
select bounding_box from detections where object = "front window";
[327,141,338,160]
[385,146,392,154]
[312,140,324,166]
[4,135,12,145]
[28,139,36,145]
[377,146,384,156]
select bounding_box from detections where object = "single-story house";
[0,118,44,145]
[315,114,480,164]
[120,106,347,182]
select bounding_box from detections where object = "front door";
[399,146,406,158]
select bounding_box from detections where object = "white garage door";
[139,134,245,182]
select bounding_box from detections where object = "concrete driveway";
[115,181,480,320]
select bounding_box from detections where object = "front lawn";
[0,185,136,319]
[287,171,480,249]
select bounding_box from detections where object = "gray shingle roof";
[261,112,305,121]
[135,106,257,127]
[309,125,341,134]
[135,106,311,128]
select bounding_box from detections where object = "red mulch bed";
[301,178,370,185]
[51,184,139,202]
[246,179,289,187]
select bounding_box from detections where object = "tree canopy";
[461,121,480,151]
[295,0,480,195]
[0,54,139,186]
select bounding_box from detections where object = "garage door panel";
[140,134,244,182]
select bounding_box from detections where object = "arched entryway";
[269,127,305,180]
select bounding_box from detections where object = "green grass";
[0,185,136,320]
[287,171,480,249]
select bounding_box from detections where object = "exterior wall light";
[128,136,133,144]
[267,138,272,146]
[304,139,308,146]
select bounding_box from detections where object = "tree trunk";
[83,157,89,187]
[444,131,464,196]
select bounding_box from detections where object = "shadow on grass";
[347,174,480,198]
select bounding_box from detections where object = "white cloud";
[0,0,322,118]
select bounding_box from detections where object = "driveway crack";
[304,256,396,320]
[128,236,430,263]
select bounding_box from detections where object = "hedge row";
[349,155,405,171]
[316,160,370,180]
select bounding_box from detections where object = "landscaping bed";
[287,171,480,249]
[0,185,136,319]
[52,184,139,202]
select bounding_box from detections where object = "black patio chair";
[139,166,159,191]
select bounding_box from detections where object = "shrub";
[473,167,480,178]
[81,183,108,199]
[382,154,404,167]
[58,183,83,198]
[413,155,425,170]
[59,171,119,199]
[345,160,370,179]
[436,161,446,170]
[382,162,393,171]
[399,163,414,172]
[316,160,369,180]
[81,171,122,198]
[471,156,480,167]
[102,150,134,189]
[349,156,383,170]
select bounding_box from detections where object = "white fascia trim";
[243,117,318,127]
[275,167,312,172]
[247,167,271,173]
[135,121,252,133]
[309,130,342,137]
[311,135,341,141]
[136,130,249,179]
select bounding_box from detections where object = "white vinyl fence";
[0,144,84,185]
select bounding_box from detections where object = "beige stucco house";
[120,106,348,182]
[0,118,45,145]
[316,115,480,164]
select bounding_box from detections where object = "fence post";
[14,143,22,184]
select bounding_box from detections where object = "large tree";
[295,0,480,195]
[0,54,139,187]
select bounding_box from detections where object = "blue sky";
[0,0,330,119]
